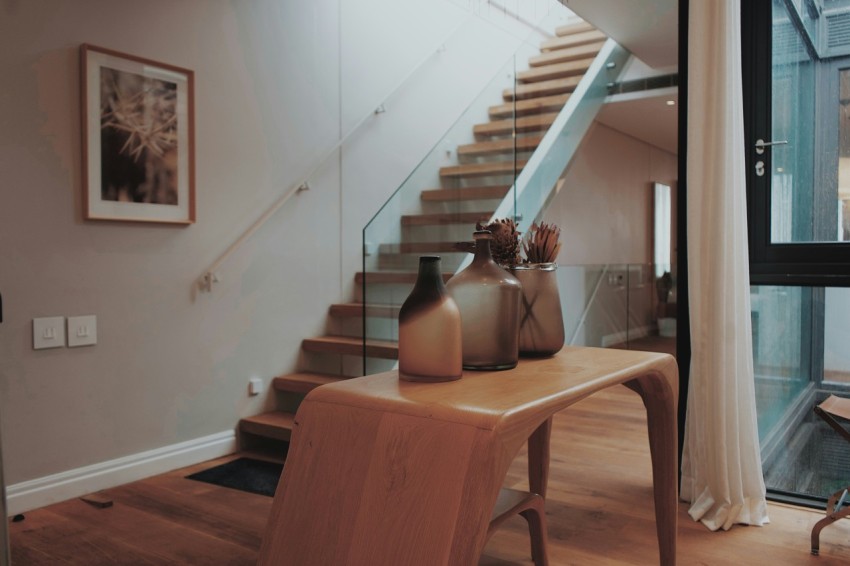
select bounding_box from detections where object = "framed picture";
[81,44,195,224]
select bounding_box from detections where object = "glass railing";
[360,39,542,375]
[361,30,628,374]
[493,39,629,228]
[563,263,676,354]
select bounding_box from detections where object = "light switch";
[68,315,97,347]
[33,317,65,349]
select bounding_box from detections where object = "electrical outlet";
[68,315,97,347]
[33,317,65,349]
[248,377,263,396]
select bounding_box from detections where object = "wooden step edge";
[401,211,493,226]
[473,113,559,136]
[488,95,571,119]
[354,271,452,284]
[382,241,472,254]
[273,372,346,394]
[329,303,400,319]
[457,135,543,157]
[529,41,606,68]
[516,58,595,84]
[554,21,595,37]
[502,76,583,101]
[421,185,511,202]
[302,335,399,359]
[439,160,528,179]
[239,411,295,442]
[540,30,607,52]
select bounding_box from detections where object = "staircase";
[239,21,608,449]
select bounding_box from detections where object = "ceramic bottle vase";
[447,230,522,370]
[398,256,463,382]
[510,262,565,356]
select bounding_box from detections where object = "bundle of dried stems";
[523,222,562,264]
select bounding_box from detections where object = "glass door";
[744,0,850,504]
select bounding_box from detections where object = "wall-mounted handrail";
[196,17,471,293]
[197,3,569,294]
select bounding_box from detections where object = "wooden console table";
[258,346,678,565]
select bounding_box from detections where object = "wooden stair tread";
[273,372,345,393]
[329,303,400,319]
[554,21,595,37]
[420,185,511,201]
[439,160,528,179]
[540,29,606,52]
[503,76,583,101]
[382,241,470,254]
[401,211,493,226]
[488,95,570,119]
[474,113,558,137]
[355,271,452,284]
[302,336,398,359]
[457,135,543,157]
[240,411,295,442]
[517,57,595,83]
[529,41,606,68]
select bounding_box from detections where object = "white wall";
[0,0,574,510]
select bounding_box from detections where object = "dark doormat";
[186,457,284,497]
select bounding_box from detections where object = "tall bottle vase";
[447,231,522,370]
[398,256,463,382]
[510,262,565,357]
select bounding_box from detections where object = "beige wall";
[545,122,678,266]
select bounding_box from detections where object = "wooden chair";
[811,395,850,555]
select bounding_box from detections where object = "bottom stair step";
[273,372,346,394]
[240,411,295,442]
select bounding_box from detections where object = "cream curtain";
[679,0,770,531]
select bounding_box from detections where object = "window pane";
[770,0,848,243]
[755,285,850,500]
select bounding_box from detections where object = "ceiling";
[561,0,679,154]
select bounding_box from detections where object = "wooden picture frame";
[81,44,195,224]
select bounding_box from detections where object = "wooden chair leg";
[811,487,850,555]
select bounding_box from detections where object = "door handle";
[755,138,789,155]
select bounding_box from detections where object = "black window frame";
[743,0,850,287]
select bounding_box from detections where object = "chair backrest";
[815,395,850,445]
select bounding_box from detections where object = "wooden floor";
[10,386,850,565]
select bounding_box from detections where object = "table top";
[307,346,677,433]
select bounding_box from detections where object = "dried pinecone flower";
[522,222,562,264]
[476,218,521,267]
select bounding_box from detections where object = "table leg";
[528,417,552,498]
[627,373,678,566]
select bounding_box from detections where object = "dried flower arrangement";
[476,218,521,266]
[522,222,562,264]
[455,218,563,266]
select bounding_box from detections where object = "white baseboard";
[6,430,237,515]
[600,325,653,348]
